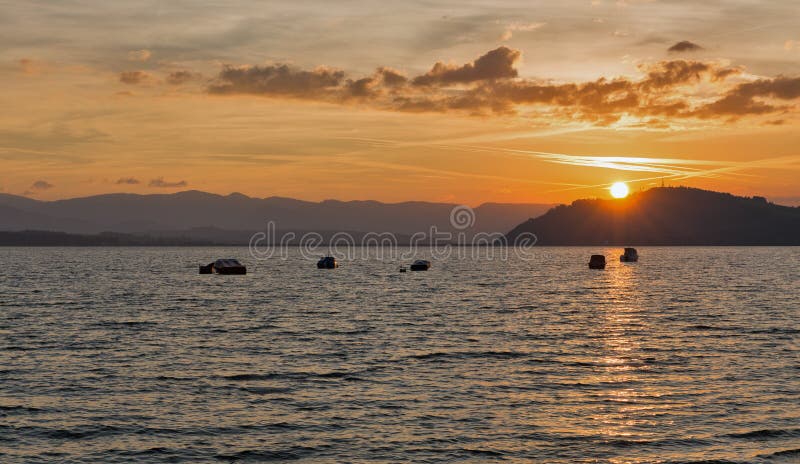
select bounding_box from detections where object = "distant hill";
[506,187,800,245]
[0,191,551,241]
[0,230,213,246]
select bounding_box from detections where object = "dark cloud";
[31,180,53,190]
[149,177,187,188]
[668,41,704,53]
[639,60,736,89]
[377,67,408,87]
[208,64,345,97]
[697,76,800,117]
[341,68,409,99]
[205,48,799,126]
[412,47,520,86]
[736,76,800,100]
[166,70,200,85]
[119,70,152,85]
[116,177,140,185]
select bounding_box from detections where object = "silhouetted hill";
[0,230,213,246]
[0,191,551,239]
[506,187,800,245]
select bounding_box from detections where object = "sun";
[610,182,629,199]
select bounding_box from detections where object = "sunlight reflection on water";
[1,246,798,463]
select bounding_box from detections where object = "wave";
[94,320,158,329]
[726,428,800,439]
[409,350,527,361]
[215,446,321,462]
[687,325,741,332]
[239,386,293,395]
[660,460,742,464]
[0,405,44,414]
[748,327,800,335]
[218,368,379,382]
[765,448,800,458]
[3,424,130,441]
[603,437,711,448]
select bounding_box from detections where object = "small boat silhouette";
[317,256,338,269]
[588,255,606,270]
[410,260,431,271]
[199,258,247,275]
[620,247,639,262]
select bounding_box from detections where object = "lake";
[1,247,798,463]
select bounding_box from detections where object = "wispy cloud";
[119,70,152,85]
[31,180,54,190]
[127,49,151,62]
[149,177,187,188]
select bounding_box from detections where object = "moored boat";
[317,256,338,269]
[410,260,431,271]
[588,255,606,270]
[199,258,247,275]
[620,247,639,262]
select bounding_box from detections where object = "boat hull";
[215,267,246,275]
[409,261,431,271]
[588,255,606,269]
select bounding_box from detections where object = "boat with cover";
[620,247,639,262]
[410,260,431,271]
[317,256,338,269]
[199,258,247,275]
[588,255,606,269]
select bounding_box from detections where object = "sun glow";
[610,182,630,199]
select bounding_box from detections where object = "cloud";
[206,47,799,126]
[166,70,200,85]
[31,180,53,190]
[668,41,704,53]
[411,47,520,86]
[500,22,545,41]
[340,67,409,99]
[697,76,800,116]
[19,58,46,75]
[119,70,152,85]
[149,177,187,188]
[116,177,140,185]
[376,67,408,87]
[209,64,345,96]
[127,49,152,62]
[638,60,738,89]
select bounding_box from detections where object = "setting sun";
[610,182,630,199]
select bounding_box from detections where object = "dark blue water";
[1,247,798,463]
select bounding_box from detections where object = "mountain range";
[0,191,552,243]
[3,187,798,246]
[506,187,800,245]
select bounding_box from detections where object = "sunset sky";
[2,0,799,205]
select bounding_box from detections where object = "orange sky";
[1,1,799,205]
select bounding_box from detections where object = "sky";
[1,0,799,205]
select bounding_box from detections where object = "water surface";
[1,247,798,463]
